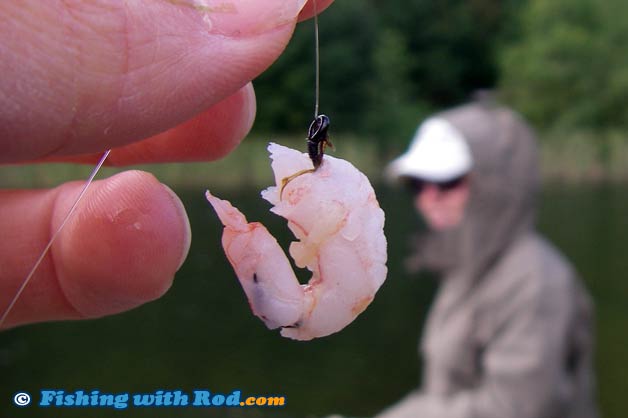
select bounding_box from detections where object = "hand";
[0,0,334,329]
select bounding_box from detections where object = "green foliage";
[364,27,427,153]
[374,0,518,106]
[252,0,518,151]
[252,1,377,135]
[500,0,628,132]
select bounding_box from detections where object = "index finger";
[0,0,334,164]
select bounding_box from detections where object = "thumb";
[1,0,309,161]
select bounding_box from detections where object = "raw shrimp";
[206,142,387,340]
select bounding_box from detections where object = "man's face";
[412,176,470,231]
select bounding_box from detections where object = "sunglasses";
[405,176,467,194]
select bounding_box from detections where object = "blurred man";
[378,101,598,418]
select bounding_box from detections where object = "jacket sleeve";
[375,272,574,418]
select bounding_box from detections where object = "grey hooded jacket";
[377,103,598,418]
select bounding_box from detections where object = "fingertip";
[298,0,334,21]
[54,170,190,318]
[198,82,256,161]
[161,183,192,270]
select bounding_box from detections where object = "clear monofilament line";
[313,0,320,118]
[0,149,112,328]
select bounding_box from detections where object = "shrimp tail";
[205,191,249,232]
[206,191,307,331]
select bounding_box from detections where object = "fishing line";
[0,149,111,328]
[313,0,321,118]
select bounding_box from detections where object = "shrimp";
[206,142,387,340]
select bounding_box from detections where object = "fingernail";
[161,184,192,270]
[169,0,307,36]
[243,82,257,134]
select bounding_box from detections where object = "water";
[1,183,627,418]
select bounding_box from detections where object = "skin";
[414,178,470,231]
[0,0,334,329]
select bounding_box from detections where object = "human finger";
[0,0,309,163]
[298,0,335,21]
[40,83,256,166]
[0,171,191,329]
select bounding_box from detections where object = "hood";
[407,101,540,282]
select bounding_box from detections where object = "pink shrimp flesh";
[206,143,387,340]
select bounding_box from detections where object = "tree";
[500,0,628,131]
[364,27,427,153]
[371,0,521,107]
[252,0,520,149]
[252,1,377,135]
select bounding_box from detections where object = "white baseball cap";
[387,117,473,182]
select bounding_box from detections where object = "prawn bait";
[206,122,387,340]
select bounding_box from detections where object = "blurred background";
[2,0,628,417]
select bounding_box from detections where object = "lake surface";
[1,183,627,418]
